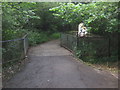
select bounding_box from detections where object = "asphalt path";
[4,40,118,88]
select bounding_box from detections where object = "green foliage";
[28,31,49,46]
[73,36,118,64]
[2,29,27,40]
[26,29,60,46]
[50,2,119,34]
[2,2,61,46]
[28,32,60,46]
[2,2,118,79]
[25,2,60,32]
[2,2,40,30]
[75,44,118,64]
[49,32,60,39]
[2,2,119,48]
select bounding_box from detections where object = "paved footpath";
[4,40,118,88]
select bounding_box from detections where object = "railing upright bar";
[23,34,28,57]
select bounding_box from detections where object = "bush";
[28,32,60,46]
[28,32,49,46]
[2,29,27,41]
[49,32,60,39]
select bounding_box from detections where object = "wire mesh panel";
[61,33,68,47]
[2,39,24,65]
[67,34,77,51]
[77,37,109,58]
[109,34,118,56]
[61,33,77,51]
[1,34,29,84]
[61,33,110,59]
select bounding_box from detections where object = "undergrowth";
[75,49,118,73]
[28,32,60,46]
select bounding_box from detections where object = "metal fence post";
[23,34,28,57]
[67,34,68,47]
[108,36,111,57]
[76,32,79,50]
[23,38,26,56]
[60,32,62,46]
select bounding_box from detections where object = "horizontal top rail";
[62,33,105,38]
[0,38,24,43]
[61,33,77,38]
[0,33,28,43]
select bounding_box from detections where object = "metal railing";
[60,33,110,58]
[1,34,29,84]
[2,34,29,65]
[23,34,29,56]
[60,33,77,52]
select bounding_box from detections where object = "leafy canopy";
[50,2,119,33]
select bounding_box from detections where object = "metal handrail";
[0,33,28,43]
[2,33,29,63]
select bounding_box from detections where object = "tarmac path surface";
[5,40,118,88]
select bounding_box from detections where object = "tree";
[49,2,119,34]
[2,2,40,40]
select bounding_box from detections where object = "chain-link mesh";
[77,37,109,58]
[61,33,77,51]
[2,39,24,65]
[60,33,110,58]
[1,34,29,85]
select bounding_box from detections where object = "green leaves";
[2,2,119,41]
[49,2,119,33]
[2,2,40,30]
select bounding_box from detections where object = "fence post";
[23,38,26,56]
[76,31,79,50]
[67,34,68,48]
[108,36,111,57]
[23,34,28,57]
[60,32,62,46]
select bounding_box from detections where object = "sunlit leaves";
[2,2,40,30]
[49,2,119,33]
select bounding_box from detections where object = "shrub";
[28,32,49,46]
[49,32,60,39]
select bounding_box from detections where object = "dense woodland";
[2,2,119,41]
[2,2,119,66]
